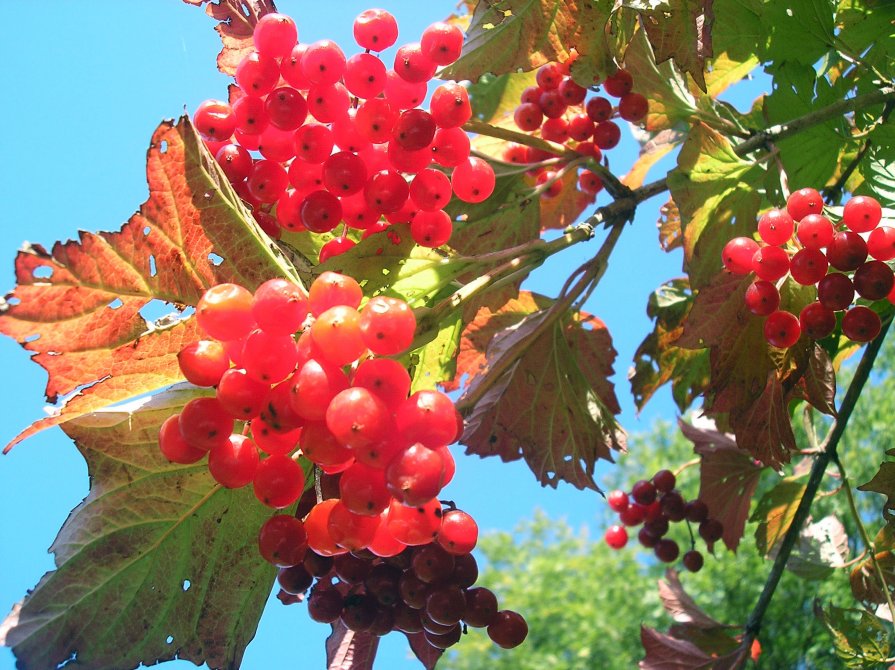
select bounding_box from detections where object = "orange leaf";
[0,117,295,450]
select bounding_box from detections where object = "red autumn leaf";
[676,270,821,469]
[680,417,764,551]
[458,290,624,490]
[658,569,730,631]
[0,117,295,450]
[325,622,379,670]
[639,625,713,669]
[183,0,277,76]
[404,632,443,670]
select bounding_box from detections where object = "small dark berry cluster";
[603,469,723,573]
[192,10,496,260]
[159,271,525,652]
[278,536,526,650]
[502,63,648,203]
[722,190,889,347]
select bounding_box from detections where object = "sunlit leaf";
[443,0,613,83]
[751,479,809,555]
[459,291,624,490]
[636,0,714,92]
[0,117,294,451]
[183,0,276,76]
[666,124,763,288]
[816,603,891,667]
[0,387,274,670]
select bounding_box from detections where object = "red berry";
[607,489,629,512]
[764,310,801,348]
[652,469,676,493]
[487,611,528,649]
[618,92,648,122]
[420,22,464,65]
[751,245,790,282]
[744,280,780,316]
[853,260,894,300]
[631,480,657,505]
[654,538,680,563]
[843,195,882,233]
[842,305,882,342]
[208,433,260,488]
[158,414,206,464]
[722,237,760,274]
[796,214,834,249]
[682,550,704,572]
[817,272,855,311]
[786,188,823,221]
[868,226,895,261]
[789,248,828,285]
[603,69,634,97]
[799,302,836,340]
[354,8,398,51]
[757,209,794,245]
[258,514,308,567]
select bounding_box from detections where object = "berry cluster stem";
[741,314,893,652]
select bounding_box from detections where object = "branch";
[735,86,895,157]
[741,315,893,652]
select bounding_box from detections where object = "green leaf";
[857,142,895,208]
[467,71,538,124]
[763,63,849,189]
[667,124,764,289]
[318,225,471,308]
[762,0,835,66]
[631,278,710,412]
[781,516,849,581]
[751,479,809,555]
[816,603,891,668]
[442,0,612,82]
[459,291,624,490]
[0,387,275,670]
[711,0,764,67]
[408,307,464,393]
[623,29,698,132]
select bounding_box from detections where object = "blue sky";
[0,2,726,668]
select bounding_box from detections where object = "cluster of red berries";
[277,534,527,650]
[722,191,889,347]
[193,10,496,260]
[502,64,648,202]
[603,469,722,573]
[158,271,525,651]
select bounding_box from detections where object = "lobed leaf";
[751,479,809,555]
[0,117,295,451]
[325,622,378,670]
[815,603,891,668]
[637,0,714,92]
[442,0,613,84]
[458,291,624,490]
[682,417,763,551]
[183,0,276,76]
[0,387,275,670]
[666,124,763,289]
[638,625,713,669]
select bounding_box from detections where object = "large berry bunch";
[722,190,889,347]
[502,63,648,203]
[159,271,525,652]
[603,469,722,573]
[192,10,497,260]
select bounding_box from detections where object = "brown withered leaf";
[639,0,714,92]
[0,116,294,451]
[751,479,809,555]
[658,198,683,252]
[183,0,277,76]
[459,291,624,490]
[682,417,764,551]
[851,525,895,606]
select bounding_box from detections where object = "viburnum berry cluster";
[722,191,890,347]
[191,10,496,260]
[502,63,648,203]
[159,271,525,652]
[603,469,722,573]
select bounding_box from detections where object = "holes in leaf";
[6,296,20,306]
[32,265,53,279]
[56,652,79,668]
[159,140,168,154]
[149,255,157,277]
[165,635,174,644]
[24,334,40,343]
[139,299,177,323]
[208,253,223,266]
[182,579,191,591]
[108,298,123,310]
[143,226,151,236]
